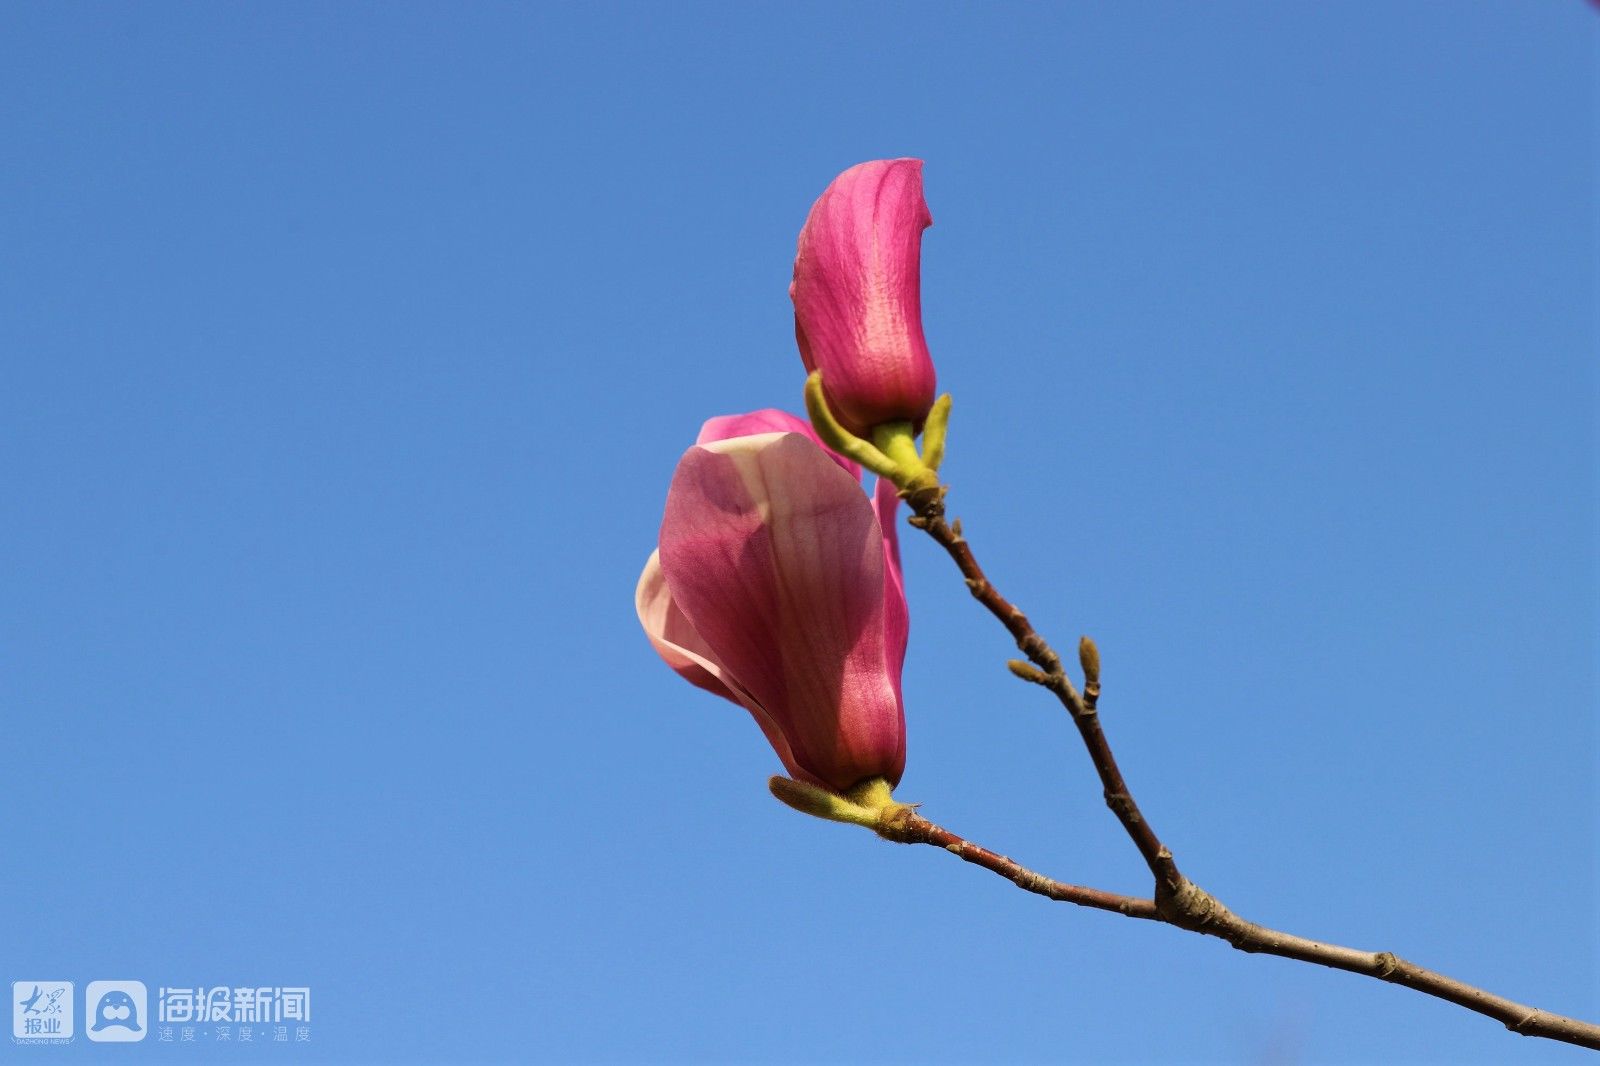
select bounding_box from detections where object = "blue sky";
[2,2,1594,1063]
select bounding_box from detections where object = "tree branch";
[898,482,1600,1052]
[903,483,1181,894]
[880,807,1160,919]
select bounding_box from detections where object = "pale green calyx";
[803,370,950,493]
[768,775,909,830]
[920,393,952,473]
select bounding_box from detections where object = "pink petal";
[635,549,741,704]
[658,432,905,791]
[635,549,806,775]
[874,476,909,701]
[696,408,861,480]
[791,159,937,436]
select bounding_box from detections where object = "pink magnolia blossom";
[636,412,908,793]
[790,158,937,436]
[695,408,861,480]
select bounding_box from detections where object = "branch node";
[1018,633,1050,660]
[1156,878,1231,932]
[1512,1009,1546,1034]
[1374,952,1401,979]
[1103,790,1142,825]
[903,482,946,516]
[873,804,926,845]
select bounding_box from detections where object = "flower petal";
[696,408,862,480]
[874,476,909,706]
[791,158,937,435]
[635,549,741,703]
[658,432,905,791]
[636,548,807,775]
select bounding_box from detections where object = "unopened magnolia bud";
[791,159,937,436]
[1079,636,1101,687]
[1007,659,1050,685]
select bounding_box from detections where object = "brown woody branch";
[903,483,1182,895]
[879,807,1160,919]
[897,482,1600,1052]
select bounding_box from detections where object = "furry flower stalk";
[791,159,952,494]
[635,410,911,820]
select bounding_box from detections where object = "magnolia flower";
[791,158,937,436]
[636,410,908,793]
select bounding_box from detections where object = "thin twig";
[880,808,1159,919]
[898,482,1600,1052]
[904,484,1181,895]
[876,807,1600,1051]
